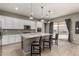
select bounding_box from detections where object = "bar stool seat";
[43,39,49,43]
[32,42,40,46]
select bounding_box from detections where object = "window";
[53,21,68,40]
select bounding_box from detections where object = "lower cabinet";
[15,34,21,43]
[2,34,21,45]
[2,35,9,45]
[8,35,16,44]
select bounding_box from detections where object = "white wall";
[0,15,42,45]
[52,13,79,44]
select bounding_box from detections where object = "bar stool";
[52,34,58,45]
[31,36,42,56]
[43,35,52,50]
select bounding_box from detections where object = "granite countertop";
[21,33,50,39]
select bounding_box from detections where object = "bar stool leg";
[49,42,51,50]
[43,42,44,50]
[56,40,58,45]
[39,46,41,56]
[31,45,32,56]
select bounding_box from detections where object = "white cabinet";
[2,35,9,45]
[17,19,22,29]
[24,20,36,29]
[0,16,6,29]
[1,16,23,29]
[31,21,35,29]
[0,16,3,28]
[4,17,13,29]
[2,19,5,29]
[5,17,20,29]
[24,20,30,25]
[37,21,42,28]
[15,34,21,43]
[0,16,13,29]
[2,35,16,45]
[12,18,19,29]
[2,35,21,45]
[16,19,23,29]
[8,35,16,44]
[18,19,24,29]
[8,34,21,44]
[0,15,41,29]
[11,18,24,29]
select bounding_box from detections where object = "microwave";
[24,25,31,30]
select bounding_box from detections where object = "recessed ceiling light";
[15,7,18,10]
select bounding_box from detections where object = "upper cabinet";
[1,16,24,29]
[30,21,36,29]
[0,15,42,30]
[18,19,24,29]
[12,18,19,29]
[5,17,14,29]
[24,20,36,29]
[12,18,24,29]
[37,21,42,28]
[0,16,6,29]
[0,16,3,28]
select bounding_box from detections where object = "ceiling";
[0,3,79,20]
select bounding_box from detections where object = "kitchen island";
[21,33,50,55]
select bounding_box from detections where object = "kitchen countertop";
[21,33,50,39]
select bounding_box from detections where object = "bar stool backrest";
[49,35,52,41]
[55,34,58,40]
[44,35,49,40]
[39,36,42,45]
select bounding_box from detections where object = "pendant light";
[48,10,51,23]
[29,3,33,20]
[41,6,44,22]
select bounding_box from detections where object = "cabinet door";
[12,18,18,29]
[24,20,35,29]
[24,20,30,25]
[18,19,24,29]
[2,19,5,29]
[3,16,20,29]
[16,19,21,29]
[15,34,21,43]
[1,16,13,29]
[0,16,6,29]
[5,17,13,29]
[0,16,3,28]
[31,21,35,29]
[8,35,16,44]
[2,35,9,45]
[37,21,42,28]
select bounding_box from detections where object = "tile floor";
[1,39,79,56]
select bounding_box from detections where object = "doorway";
[53,21,68,40]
